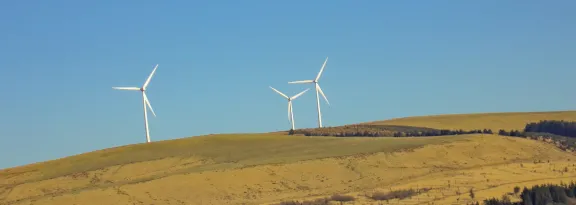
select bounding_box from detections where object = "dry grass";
[2,110,576,205]
[0,133,465,204]
[0,133,462,185]
[2,134,573,205]
[365,110,576,131]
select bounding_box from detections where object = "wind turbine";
[288,57,330,128]
[112,64,159,143]
[269,86,310,131]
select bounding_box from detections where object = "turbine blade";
[112,87,140,91]
[269,86,289,99]
[288,80,314,84]
[143,64,159,89]
[291,88,309,100]
[143,92,156,117]
[317,84,330,106]
[315,57,328,82]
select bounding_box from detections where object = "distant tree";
[469,188,475,200]
[521,187,533,205]
[533,185,553,205]
[513,186,520,195]
[550,185,568,204]
[483,197,510,205]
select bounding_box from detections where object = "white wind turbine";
[269,86,310,131]
[288,57,330,128]
[112,64,159,143]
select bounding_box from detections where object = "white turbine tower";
[112,64,159,143]
[288,57,330,128]
[269,86,310,131]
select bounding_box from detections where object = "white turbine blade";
[288,80,314,84]
[291,88,309,100]
[112,87,140,91]
[288,101,292,122]
[143,64,159,89]
[269,86,289,99]
[143,92,156,117]
[315,57,328,82]
[317,84,330,106]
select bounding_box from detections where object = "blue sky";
[0,1,575,169]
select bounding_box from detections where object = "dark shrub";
[330,194,355,203]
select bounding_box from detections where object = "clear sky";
[1,1,575,169]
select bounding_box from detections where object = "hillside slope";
[365,110,576,131]
[0,134,464,204]
[1,110,576,204]
[2,135,575,205]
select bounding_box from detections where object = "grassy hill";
[1,110,576,205]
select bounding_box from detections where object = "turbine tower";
[269,86,310,131]
[112,64,159,143]
[288,57,330,128]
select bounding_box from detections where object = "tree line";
[290,125,494,137]
[497,120,576,139]
[291,120,576,142]
[497,120,576,152]
[524,120,576,138]
[483,182,576,205]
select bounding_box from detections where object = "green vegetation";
[497,120,576,152]
[369,188,426,201]
[292,124,493,137]
[483,182,576,205]
[277,198,330,205]
[525,120,576,138]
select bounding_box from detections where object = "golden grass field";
[364,110,576,131]
[1,110,576,205]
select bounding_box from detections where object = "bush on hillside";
[276,197,330,205]
[369,188,423,201]
[330,194,355,203]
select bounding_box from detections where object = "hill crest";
[2,110,576,204]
